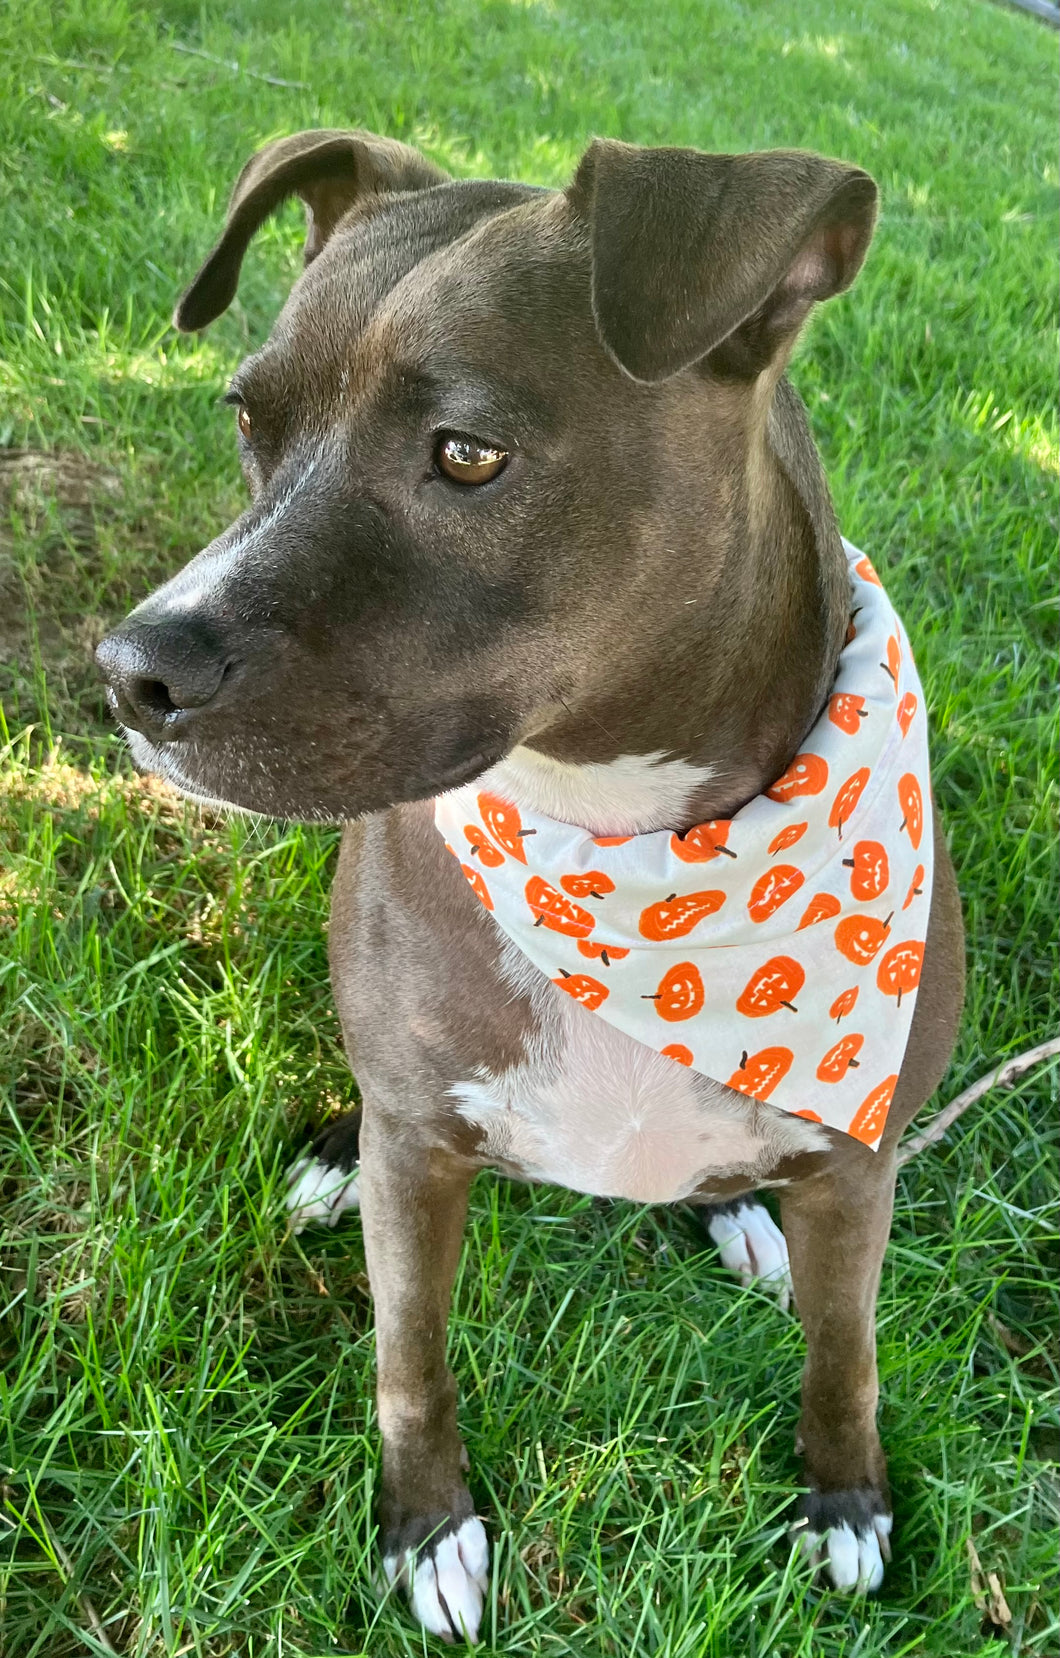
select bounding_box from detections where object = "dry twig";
[169,41,308,89]
[966,1537,1013,1630]
[898,1036,1060,1165]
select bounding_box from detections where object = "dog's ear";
[568,139,877,382]
[174,129,449,331]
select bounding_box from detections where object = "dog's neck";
[485,379,850,838]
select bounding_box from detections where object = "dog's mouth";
[122,725,510,824]
[124,730,256,815]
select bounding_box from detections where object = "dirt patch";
[0,447,124,731]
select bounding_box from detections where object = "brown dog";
[95,130,964,1642]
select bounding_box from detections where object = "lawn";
[0,0,1057,1653]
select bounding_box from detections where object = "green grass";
[0,0,1057,1653]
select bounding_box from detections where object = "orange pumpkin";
[834,913,891,965]
[736,955,805,1017]
[843,839,890,901]
[768,821,808,855]
[902,864,925,911]
[645,961,705,1022]
[560,870,615,899]
[882,632,901,686]
[639,889,726,941]
[671,819,735,863]
[661,1043,694,1066]
[798,892,842,930]
[463,824,504,867]
[855,556,882,587]
[747,864,805,923]
[524,876,596,939]
[766,752,829,803]
[896,692,917,737]
[460,863,493,911]
[478,792,530,863]
[727,1045,794,1101]
[876,939,924,1006]
[795,1107,824,1122]
[553,969,608,1010]
[849,1075,898,1144]
[816,1032,864,1082]
[577,938,630,964]
[593,835,633,847]
[829,693,867,735]
[829,766,871,837]
[830,986,860,1022]
[898,773,924,850]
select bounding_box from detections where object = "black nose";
[95,618,232,741]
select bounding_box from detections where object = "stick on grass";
[898,1037,1060,1165]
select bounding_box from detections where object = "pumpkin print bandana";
[434,542,933,1150]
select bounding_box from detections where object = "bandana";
[434,542,932,1149]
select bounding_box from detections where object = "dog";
[95,129,965,1642]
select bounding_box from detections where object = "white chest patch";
[479,747,714,836]
[450,943,828,1203]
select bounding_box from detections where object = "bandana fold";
[435,542,932,1150]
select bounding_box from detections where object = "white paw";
[797,1513,892,1593]
[707,1200,793,1310]
[285,1154,361,1234]
[384,1516,489,1643]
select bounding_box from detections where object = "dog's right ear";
[173,129,448,331]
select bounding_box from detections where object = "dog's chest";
[449,942,825,1202]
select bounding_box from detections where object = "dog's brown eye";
[436,433,508,485]
[237,405,253,440]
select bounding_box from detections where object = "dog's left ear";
[568,139,878,382]
[174,129,448,331]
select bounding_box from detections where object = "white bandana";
[435,542,932,1149]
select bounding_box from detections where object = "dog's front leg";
[779,1148,897,1595]
[358,1104,488,1643]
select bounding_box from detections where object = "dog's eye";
[237,405,253,440]
[435,433,508,485]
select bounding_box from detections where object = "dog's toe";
[795,1507,892,1595]
[285,1154,361,1234]
[705,1199,793,1310]
[385,1516,489,1644]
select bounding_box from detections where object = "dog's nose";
[95,618,233,741]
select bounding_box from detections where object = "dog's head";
[96,131,876,819]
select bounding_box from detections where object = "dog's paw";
[704,1199,793,1310]
[285,1108,362,1233]
[285,1153,361,1233]
[383,1515,489,1644]
[793,1490,892,1594]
